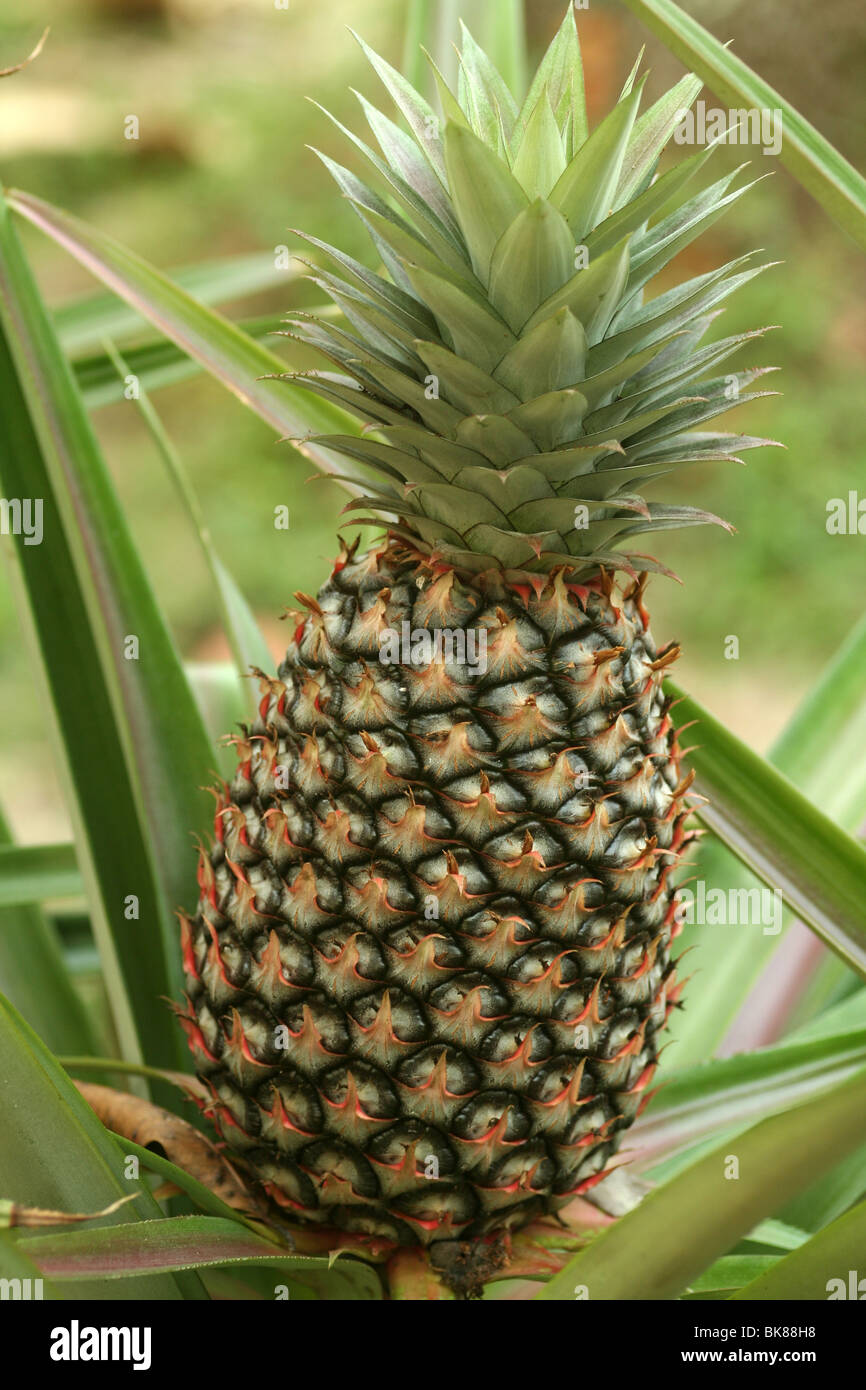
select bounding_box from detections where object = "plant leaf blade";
[537,1067,866,1300]
[621,0,866,248]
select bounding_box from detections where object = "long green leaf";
[773,989,866,1226]
[0,1231,60,1300]
[402,0,436,95]
[103,339,272,707]
[0,842,82,909]
[117,1138,267,1232]
[16,1217,304,1279]
[731,1199,866,1300]
[787,965,864,1038]
[409,0,527,100]
[16,1215,381,1301]
[684,1253,777,1297]
[778,1142,866,1236]
[514,5,585,152]
[669,681,866,979]
[55,251,302,356]
[0,996,186,1299]
[537,1066,866,1300]
[6,190,365,485]
[479,0,527,100]
[634,1026,866,1166]
[0,194,217,1066]
[616,72,703,205]
[790,988,866,1043]
[621,0,866,249]
[770,611,866,827]
[59,1055,197,1088]
[0,254,159,1065]
[669,614,866,1063]
[74,313,283,408]
[738,1219,810,1253]
[0,808,95,1056]
[749,996,866,1233]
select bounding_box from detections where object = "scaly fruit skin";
[180,541,689,1246]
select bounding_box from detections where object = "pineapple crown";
[286,6,779,580]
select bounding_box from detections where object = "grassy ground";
[1,0,864,838]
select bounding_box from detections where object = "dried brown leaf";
[75,1081,270,1221]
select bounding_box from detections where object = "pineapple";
[179,9,774,1262]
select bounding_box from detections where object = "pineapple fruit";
[179,9,774,1257]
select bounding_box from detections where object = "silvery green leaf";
[576,338,680,413]
[425,51,468,128]
[413,339,520,415]
[585,144,715,259]
[353,90,462,237]
[289,372,408,428]
[443,121,528,280]
[488,198,575,331]
[308,147,421,288]
[550,83,645,240]
[612,501,734,538]
[626,430,778,466]
[494,307,587,399]
[343,198,463,284]
[310,101,465,266]
[509,493,649,534]
[511,90,566,198]
[508,385,590,452]
[379,423,481,479]
[512,441,625,487]
[415,481,509,528]
[616,72,704,205]
[623,326,775,401]
[353,356,465,435]
[350,30,448,182]
[305,272,425,359]
[403,261,516,371]
[458,21,520,141]
[626,174,762,297]
[619,48,646,100]
[450,462,554,512]
[292,229,435,336]
[524,238,630,344]
[455,412,537,466]
[590,258,769,372]
[313,434,426,484]
[513,6,585,151]
[577,395,705,449]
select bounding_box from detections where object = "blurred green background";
[1,0,864,842]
